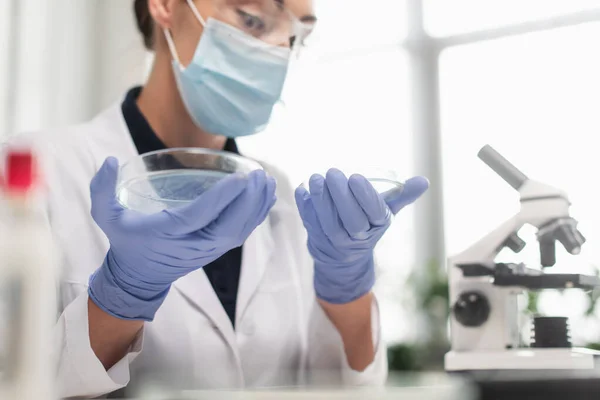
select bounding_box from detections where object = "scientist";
[10,0,429,397]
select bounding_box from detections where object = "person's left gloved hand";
[295,169,429,304]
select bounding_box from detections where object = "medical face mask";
[164,7,292,138]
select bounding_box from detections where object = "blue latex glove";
[88,157,276,321]
[295,169,429,304]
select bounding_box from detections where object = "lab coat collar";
[86,99,140,168]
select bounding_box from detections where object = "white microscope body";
[445,145,600,372]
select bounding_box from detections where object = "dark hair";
[134,0,154,50]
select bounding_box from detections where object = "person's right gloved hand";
[88,157,276,321]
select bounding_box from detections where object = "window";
[238,0,416,344]
[424,0,600,37]
[439,21,600,344]
[308,0,408,53]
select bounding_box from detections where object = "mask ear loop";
[164,0,207,70]
[163,29,183,70]
[185,0,206,26]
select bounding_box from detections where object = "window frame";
[402,1,600,275]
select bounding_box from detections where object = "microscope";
[445,145,600,372]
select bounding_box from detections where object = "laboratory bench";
[109,371,600,400]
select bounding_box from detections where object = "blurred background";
[2,0,600,371]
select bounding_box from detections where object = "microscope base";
[445,348,599,371]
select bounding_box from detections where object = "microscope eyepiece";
[478,145,529,191]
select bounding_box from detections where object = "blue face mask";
[164,7,291,138]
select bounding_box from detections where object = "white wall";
[2,0,147,136]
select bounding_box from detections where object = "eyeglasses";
[211,0,316,51]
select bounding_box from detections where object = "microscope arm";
[449,145,587,285]
[448,145,534,268]
[450,214,523,268]
[449,190,574,270]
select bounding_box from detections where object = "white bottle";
[0,148,58,400]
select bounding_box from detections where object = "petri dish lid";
[117,147,263,214]
[300,166,405,198]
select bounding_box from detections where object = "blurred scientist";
[6,0,429,397]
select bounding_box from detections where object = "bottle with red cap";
[0,147,58,399]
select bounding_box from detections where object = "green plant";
[387,344,420,372]
[526,291,540,315]
[388,258,450,371]
[586,342,600,351]
[584,265,600,317]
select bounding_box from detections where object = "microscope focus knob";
[453,291,491,327]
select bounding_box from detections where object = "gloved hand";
[295,169,429,304]
[88,157,276,321]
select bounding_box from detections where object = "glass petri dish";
[117,148,263,214]
[301,167,405,198]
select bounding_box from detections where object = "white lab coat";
[7,98,387,398]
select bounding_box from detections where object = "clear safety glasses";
[189,0,315,53]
